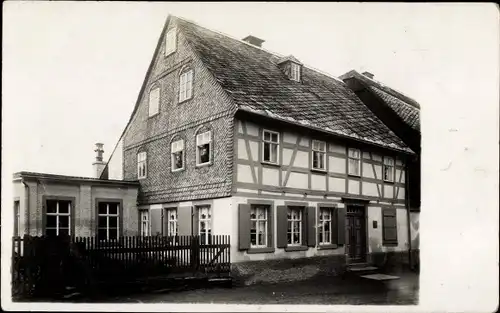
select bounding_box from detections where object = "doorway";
[345,204,367,263]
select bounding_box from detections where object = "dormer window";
[291,62,301,82]
[277,55,302,82]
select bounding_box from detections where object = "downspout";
[21,179,30,235]
[405,158,413,270]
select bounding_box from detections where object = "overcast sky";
[3,2,498,178]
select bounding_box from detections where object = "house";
[339,70,421,262]
[12,15,420,278]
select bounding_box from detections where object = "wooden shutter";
[307,206,316,247]
[177,206,193,236]
[238,204,251,250]
[302,207,308,246]
[276,205,288,248]
[150,209,163,236]
[337,206,346,245]
[267,205,274,248]
[331,207,338,244]
[382,208,398,245]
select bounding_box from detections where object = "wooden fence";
[12,235,231,299]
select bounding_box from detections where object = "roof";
[14,171,140,186]
[339,70,421,132]
[174,16,414,154]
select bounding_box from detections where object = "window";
[383,157,395,182]
[165,28,177,56]
[140,210,150,236]
[196,130,212,166]
[98,202,120,241]
[348,148,361,176]
[312,140,326,170]
[287,207,302,246]
[291,62,301,82]
[171,139,185,171]
[166,208,178,237]
[262,130,279,164]
[250,205,268,248]
[14,200,20,237]
[137,151,147,179]
[318,208,333,245]
[179,69,193,102]
[198,206,212,244]
[45,200,71,236]
[148,87,160,116]
[382,208,398,245]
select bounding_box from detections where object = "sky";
[2,3,500,310]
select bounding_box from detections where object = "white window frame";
[250,205,268,248]
[311,140,326,171]
[171,139,185,172]
[318,207,333,245]
[287,207,302,246]
[383,156,395,182]
[179,69,193,103]
[262,129,280,164]
[198,206,212,245]
[165,28,177,56]
[348,148,361,176]
[137,151,147,179]
[196,130,212,166]
[140,210,150,237]
[148,86,160,117]
[291,62,301,82]
[98,202,120,241]
[166,208,178,237]
[45,200,71,236]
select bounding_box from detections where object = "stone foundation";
[231,254,347,286]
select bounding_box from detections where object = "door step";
[347,266,378,272]
[360,273,400,281]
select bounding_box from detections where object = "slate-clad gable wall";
[121,18,236,204]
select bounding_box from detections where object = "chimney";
[362,71,374,79]
[242,35,265,48]
[92,143,106,179]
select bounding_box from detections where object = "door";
[345,205,366,262]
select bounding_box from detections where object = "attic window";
[165,28,177,56]
[291,63,301,82]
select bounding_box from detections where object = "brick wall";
[121,17,236,204]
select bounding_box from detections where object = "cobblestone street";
[94,270,419,305]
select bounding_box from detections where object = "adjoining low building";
[12,15,421,280]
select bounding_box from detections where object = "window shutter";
[336,206,346,245]
[302,207,308,246]
[383,208,398,244]
[150,209,163,236]
[331,208,338,244]
[238,204,251,250]
[177,206,193,236]
[307,206,316,247]
[267,205,274,248]
[276,205,288,248]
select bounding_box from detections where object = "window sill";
[383,180,395,184]
[247,247,275,254]
[148,112,159,119]
[261,161,280,167]
[284,245,308,252]
[317,244,338,250]
[178,97,193,105]
[171,168,185,173]
[348,173,361,178]
[196,162,212,169]
[383,242,398,247]
[311,168,327,174]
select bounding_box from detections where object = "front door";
[345,205,366,263]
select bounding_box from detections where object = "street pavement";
[91,269,419,305]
